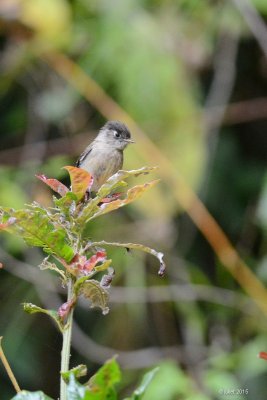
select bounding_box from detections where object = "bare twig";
[0,248,258,315]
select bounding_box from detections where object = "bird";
[76,120,134,193]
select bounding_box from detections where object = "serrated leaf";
[126,368,159,400]
[97,167,157,198]
[95,180,159,217]
[54,191,78,219]
[61,365,88,382]
[23,303,64,332]
[88,358,121,398]
[36,174,69,197]
[77,167,157,225]
[64,166,93,201]
[75,278,109,315]
[0,208,74,262]
[89,241,166,277]
[11,391,53,400]
[80,180,159,225]
[55,191,78,207]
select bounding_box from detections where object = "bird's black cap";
[103,120,131,139]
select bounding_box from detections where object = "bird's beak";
[124,138,135,144]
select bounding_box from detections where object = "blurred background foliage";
[1,0,267,399]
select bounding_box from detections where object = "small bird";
[76,120,134,192]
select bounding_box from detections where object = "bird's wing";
[76,145,92,167]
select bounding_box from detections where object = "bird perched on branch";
[76,120,134,192]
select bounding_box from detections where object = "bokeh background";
[1,0,267,399]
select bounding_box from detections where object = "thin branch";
[44,52,267,316]
[72,319,208,369]
[0,337,21,394]
[232,0,267,58]
[204,33,238,135]
[0,130,95,166]
[2,248,257,315]
[210,97,267,126]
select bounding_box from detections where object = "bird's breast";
[80,148,123,191]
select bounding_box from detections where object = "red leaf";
[259,351,267,361]
[0,217,16,230]
[63,166,92,201]
[36,174,69,197]
[81,250,107,273]
[59,251,107,276]
[0,262,3,269]
[58,299,75,319]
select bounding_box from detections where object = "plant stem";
[0,337,21,394]
[60,278,74,400]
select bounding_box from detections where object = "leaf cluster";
[11,359,158,400]
[0,166,165,319]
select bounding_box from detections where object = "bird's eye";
[113,131,121,138]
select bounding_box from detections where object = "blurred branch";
[2,96,267,166]
[213,97,267,125]
[0,248,58,292]
[26,263,209,369]
[71,319,208,368]
[1,249,260,369]
[0,131,94,165]
[0,248,259,316]
[232,0,267,58]
[109,285,257,316]
[194,33,238,254]
[44,52,267,316]
[204,33,238,135]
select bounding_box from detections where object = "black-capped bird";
[76,121,134,192]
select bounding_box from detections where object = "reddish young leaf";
[0,217,16,230]
[259,351,267,361]
[63,166,93,201]
[81,250,107,273]
[36,174,69,197]
[62,251,108,276]
[58,299,75,320]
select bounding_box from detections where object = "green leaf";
[11,391,53,400]
[89,241,166,277]
[126,368,159,400]
[96,167,158,200]
[77,167,158,225]
[61,364,88,382]
[74,278,109,315]
[23,303,64,332]
[0,207,74,262]
[87,180,159,222]
[87,358,121,399]
[54,191,78,218]
[67,374,86,400]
